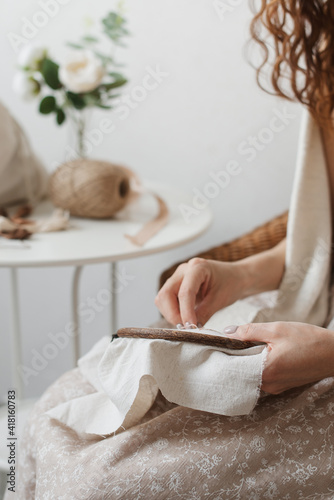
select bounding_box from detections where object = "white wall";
[0,0,302,399]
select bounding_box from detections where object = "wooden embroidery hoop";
[113,327,265,350]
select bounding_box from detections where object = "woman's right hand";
[154,258,248,327]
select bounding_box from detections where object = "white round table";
[1,180,212,399]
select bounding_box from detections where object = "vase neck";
[66,109,92,160]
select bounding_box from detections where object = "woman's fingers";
[178,278,199,325]
[155,264,188,325]
[155,282,182,326]
[226,322,281,343]
[178,259,208,325]
[155,259,210,326]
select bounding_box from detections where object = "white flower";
[59,51,104,93]
[13,72,40,100]
[18,44,47,70]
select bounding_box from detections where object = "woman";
[8,1,334,498]
[156,0,334,396]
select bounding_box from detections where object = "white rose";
[13,72,40,100]
[59,51,104,93]
[18,44,47,70]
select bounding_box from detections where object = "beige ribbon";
[118,166,170,247]
[125,193,169,246]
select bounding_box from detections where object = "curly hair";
[250,0,334,126]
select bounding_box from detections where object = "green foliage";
[39,96,67,126]
[102,12,129,45]
[66,42,85,50]
[66,92,86,110]
[41,59,62,90]
[81,35,98,44]
[83,91,101,107]
[101,78,127,91]
[108,71,125,80]
[56,108,66,125]
[92,51,114,65]
[96,103,112,110]
[39,96,56,114]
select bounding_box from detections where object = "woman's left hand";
[226,322,334,394]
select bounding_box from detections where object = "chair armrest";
[159,211,288,290]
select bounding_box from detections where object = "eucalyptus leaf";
[96,104,112,109]
[66,42,85,50]
[66,91,86,110]
[108,93,121,99]
[41,59,62,90]
[39,96,57,114]
[108,72,126,80]
[81,35,99,44]
[102,78,127,91]
[93,51,114,65]
[56,108,66,125]
[83,94,99,106]
[102,11,128,43]
[86,86,101,98]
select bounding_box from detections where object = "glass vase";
[66,108,92,161]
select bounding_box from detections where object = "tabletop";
[0,180,212,268]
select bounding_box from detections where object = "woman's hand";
[225,322,334,394]
[155,258,248,326]
[155,240,287,327]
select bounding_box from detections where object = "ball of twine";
[49,159,131,219]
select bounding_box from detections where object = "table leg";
[10,268,23,399]
[72,266,83,366]
[110,262,118,334]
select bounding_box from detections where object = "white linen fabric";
[47,332,268,435]
[0,102,48,206]
[46,111,333,436]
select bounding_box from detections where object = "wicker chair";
[159,212,289,289]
